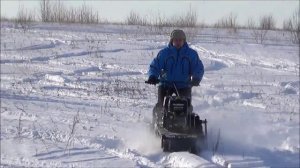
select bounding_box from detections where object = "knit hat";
[170,29,186,42]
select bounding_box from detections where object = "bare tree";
[214,13,238,33]
[283,9,300,44]
[126,10,148,26]
[15,5,36,32]
[248,17,268,44]
[126,7,197,28]
[39,0,100,24]
[40,0,51,22]
[174,5,198,27]
[259,15,276,30]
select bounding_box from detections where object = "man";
[146,29,204,107]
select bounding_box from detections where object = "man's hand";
[147,76,159,85]
[191,78,200,86]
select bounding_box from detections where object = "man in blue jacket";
[147,29,204,107]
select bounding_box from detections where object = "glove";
[147,76,159,85]
[191,78,200,86]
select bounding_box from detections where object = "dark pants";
[157,85,191,107]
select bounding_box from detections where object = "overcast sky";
[1,0,299,27]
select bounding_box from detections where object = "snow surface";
[1,22,299,167]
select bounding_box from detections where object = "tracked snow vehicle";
[146,81,207,154]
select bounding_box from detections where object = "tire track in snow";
[191,44,297,74]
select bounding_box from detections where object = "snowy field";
[1,22,299,167]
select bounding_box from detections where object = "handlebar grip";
[145,81,157,85]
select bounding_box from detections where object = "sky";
[1,0,299,27]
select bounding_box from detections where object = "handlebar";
[145,80,201,85]
[145,80,200,87]
[144,81,152,84]
[145,80,191,85]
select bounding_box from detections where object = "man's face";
[172,38,184,49]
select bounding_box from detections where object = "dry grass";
[126,6,197,28]
[40,0,100,24]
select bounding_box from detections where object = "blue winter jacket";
[148,42,204,88]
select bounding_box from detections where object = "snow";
[161,152,218,168]
[1,22,299,167]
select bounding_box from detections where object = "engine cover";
[168,96,188,116]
